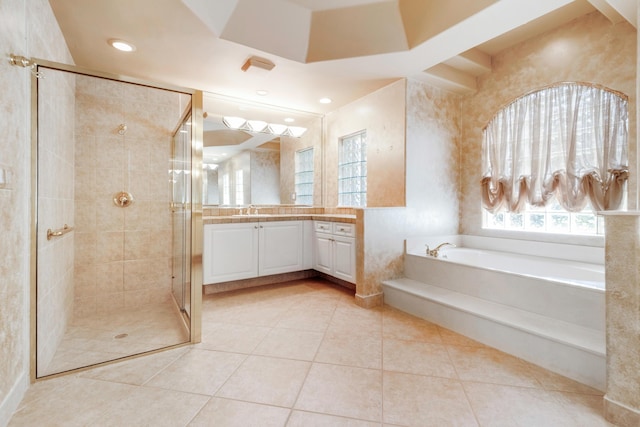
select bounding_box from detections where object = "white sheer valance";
[481,82,628,213]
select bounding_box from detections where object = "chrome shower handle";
[113,191,134,207]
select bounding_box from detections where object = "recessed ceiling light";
[108,39,136,52]
[256,90,269,96]
[284,118,295,123]
[319,97,332,104]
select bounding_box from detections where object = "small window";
[294,148,314,205]
[221,173,230,205]
[339,130,367,207]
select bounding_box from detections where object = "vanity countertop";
[203,214,356,225]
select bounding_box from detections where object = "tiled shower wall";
[73,76,187,317]
[36,69,76,374]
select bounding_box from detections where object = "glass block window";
[221,173,230,205]
[339,130,367,207]
[235,170,244,205]
[294,148,314,205]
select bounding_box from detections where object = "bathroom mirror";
[203,93,323,206]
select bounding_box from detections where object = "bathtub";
[386,234,606,389]
[416,246,604,290]
[403,235,605,330]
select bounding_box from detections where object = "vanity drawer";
[332,222,354,237]
[314,221,332,233]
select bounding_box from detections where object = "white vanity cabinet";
[313,221,356,284]
[203,221,306,284]
[258,221,305,276]
[203,222,259,284]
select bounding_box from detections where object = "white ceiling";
[48,0,636,115]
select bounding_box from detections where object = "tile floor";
[10,279,613,426]
[40,300,189,376]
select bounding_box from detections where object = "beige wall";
[325,79,406,207]
[250,150,280,205]
[73,76,184,316]
[460,12,637,239]
[405,79,460,236]
[0,0,73,420]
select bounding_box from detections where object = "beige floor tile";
[383,338,457,379]
[189,397,290,427]
[529,365,604,395]
[555,392,615,426]
[198,322,271,353]
[463,382,577,426]
[9,378,137,427]
[144,348,246,395]
[446,345,542,388]
[295,363,382,422]
[85,385,209,427]
[276,307,335,332]
[287,410,381,426]
[383,371,478,427]
[79,346,190,385]
[382,307,443,343]
[315,334,382,369]
[217,355,310,407]
[253,328,325,361]
[437,326,486,348]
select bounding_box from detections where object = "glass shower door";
[34,62,195,378]
[172,114,192,317]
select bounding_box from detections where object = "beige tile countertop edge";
[203,214,356,225]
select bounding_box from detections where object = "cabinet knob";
[254,225,258,229]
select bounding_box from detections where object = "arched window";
[481,82,628,234]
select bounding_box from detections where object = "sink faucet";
[426,242,456,258]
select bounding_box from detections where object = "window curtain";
[481,83,628,213]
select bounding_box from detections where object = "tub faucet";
[426,242,456,258]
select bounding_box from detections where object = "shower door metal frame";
[29,59,203,381]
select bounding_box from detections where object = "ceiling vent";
[241,56,275,72]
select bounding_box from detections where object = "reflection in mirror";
[203,93,323,206]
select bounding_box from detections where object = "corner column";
[603,212,640,426]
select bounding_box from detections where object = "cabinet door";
[259,221,304,276]
[333,235,356,284]
[313,232,333,275]
[203,223,258,284]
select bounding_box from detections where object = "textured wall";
[460,12,637,239]
[603,214,640,426]
[0,0,73,421]
[405,79,460,236]
[325,79,406,207]
[251,151,280,205]
[73,76,184,317]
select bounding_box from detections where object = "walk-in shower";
[30,60,202,378]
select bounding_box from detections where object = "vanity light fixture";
[247,120,268,132]
[268,123,288,135]
[319,97,332,104]
[108,39,136,52]
[222,116,307,138]
[222,116,247,129]
[286,126,307,137]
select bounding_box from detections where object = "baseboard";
[355,292,384,308]
[604,395,640,427]
[0,371,28,427]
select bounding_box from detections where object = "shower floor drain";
[114,333,128,339]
